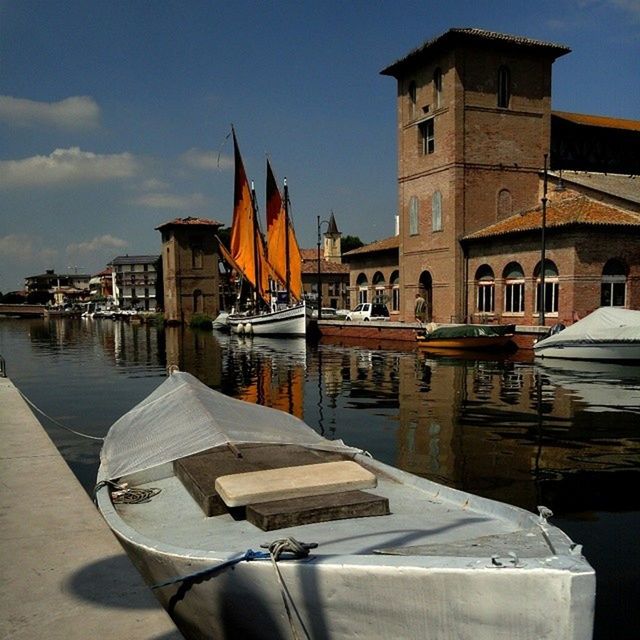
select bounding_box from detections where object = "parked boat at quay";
[219,130,311,337]
[96,370,595,640]
[417,323,516,351]
[534,307,640,361]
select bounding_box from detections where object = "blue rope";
[151,549,270,590]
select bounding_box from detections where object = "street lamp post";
[317,215,330,320]
[539,154,549,326]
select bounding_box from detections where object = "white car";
[346,303,390,321]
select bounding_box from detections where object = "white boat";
[211,310,230,331]
[227,300,311,336]
[219,130,307,338]
[96,371,595,640]
[534,307,640,361]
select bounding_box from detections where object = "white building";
[109,255,161,311]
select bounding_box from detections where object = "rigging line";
[17,389,104,441]
[216,130,232,169]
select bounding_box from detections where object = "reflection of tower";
[156,217,223,324]
[323,212,342,263]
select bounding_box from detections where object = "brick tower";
[381,28,570,322]
[156,217,223,324]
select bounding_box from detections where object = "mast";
[283,177,291,301]
[251,180,261,310]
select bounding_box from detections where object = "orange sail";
[266,160,303,301]
[229,130,271,303]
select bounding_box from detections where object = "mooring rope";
[152,537,316,640]
[93,480,162,505]
[18,389,104,441]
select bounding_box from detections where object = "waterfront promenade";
[0,375,182,639]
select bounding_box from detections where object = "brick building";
[156,217,223,323]
[373,27,640,325]
[342,236,401,319]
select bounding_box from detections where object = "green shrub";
[189,313,213,329]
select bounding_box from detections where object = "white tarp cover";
[100,371,358,481]
[535,307,640,350]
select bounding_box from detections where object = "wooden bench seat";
[215,460,377,507]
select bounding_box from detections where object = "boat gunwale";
[96,450,580,567]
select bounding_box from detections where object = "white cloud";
[0,234,58,264]
[140,177,171,191]
[0,147,139,188]
[134,191,207,210]
[0,95,100,129]
[66,235,128,255]
[181,147,233,171]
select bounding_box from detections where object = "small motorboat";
[534,307,640,361]
[95,371,594,640]
[417,323,516,351]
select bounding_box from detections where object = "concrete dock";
[0,376,183,639]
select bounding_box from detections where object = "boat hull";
[110,531,594,640]
[228,302,310,336]
[96,452,594,640]
[534,341,640,361]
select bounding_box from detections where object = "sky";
[1,0,639,293]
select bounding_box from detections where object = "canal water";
[1,316,638,639]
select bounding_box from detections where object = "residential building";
[109,255,161,311]
[88,267,114,299]
[24,269,90,305]
[156,216,223,323]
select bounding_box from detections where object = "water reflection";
[2,319,639,637]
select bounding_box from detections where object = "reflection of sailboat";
[536,358,640,413]
[221,130,310,337]
[226,335,306,419]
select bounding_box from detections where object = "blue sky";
[1,0,639,292]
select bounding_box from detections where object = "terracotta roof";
[156,216,223,230]
[342,235,400,258]
[463,196,640,241]
[553,111,640,132]
[381,28,570,77]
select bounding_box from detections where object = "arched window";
[433,67,442,108]
[390,271,400,312]
[497,189,512,218]
[409,196,419,235]
[534,260,559,315]
[475,265,495,313]
[432,191,442,232]
[408,80,417,119]
[601,259,628,307]
[498,66,511,109]
[503,262,524,314]
[372,272,386,304]
[356,273,368,304]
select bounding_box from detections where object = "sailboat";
[220,130,310,337]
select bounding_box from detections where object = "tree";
[341,235,364,254]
